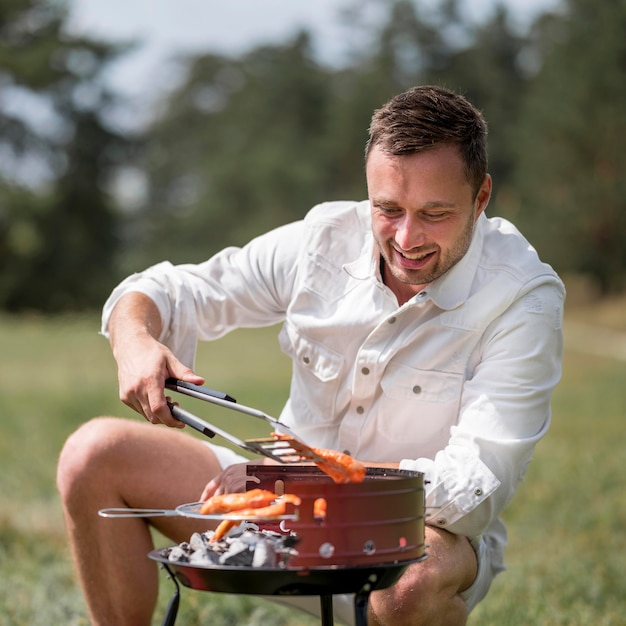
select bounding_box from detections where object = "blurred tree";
[512,0,626,293]
[133,0,534,272]
[2,0,623,310]
[422,2,529,198]
[131,33,335,267]
[0,0,136,311]
[123,0,625,294]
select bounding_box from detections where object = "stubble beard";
[381,215,476,287]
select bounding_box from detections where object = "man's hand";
[108,292,205,427]
[200,462,260,499]
[117,337,203,427]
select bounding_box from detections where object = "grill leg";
[354,591,369,626]
[319,595,334,626]
[319,590,370,626]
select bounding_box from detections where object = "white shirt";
[102,200,565,574]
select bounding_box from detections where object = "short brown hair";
[365,85,488,197]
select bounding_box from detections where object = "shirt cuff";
[400,451,501,534]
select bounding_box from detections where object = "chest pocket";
[380,362,463,404]
[280,321,344,381]
[300,244,364,305]
[377,363,464,448]
[279,321,344,421]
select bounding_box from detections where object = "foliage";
[0,0,138,311]
[129,0,534,270]
[131,33,337,267]
[511,0,626,293]
[1,0,625,309]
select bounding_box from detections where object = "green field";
[1,296,625,625]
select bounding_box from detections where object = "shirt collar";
[343,230,378,280]
[426,213,486,310]
[343,213,487,311]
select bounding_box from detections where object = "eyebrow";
[372,197,459,210]
[419,200,459,209]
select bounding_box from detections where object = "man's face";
[366,144,491,303]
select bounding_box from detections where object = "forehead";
[366,143,464,170]
[366,145,471,199]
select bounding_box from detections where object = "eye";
[377,204,401,216]
[423,211,448,221]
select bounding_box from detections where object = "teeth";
[400,251,428,260]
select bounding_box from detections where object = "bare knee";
[369,569,469,626]
[56,416,129,504]
[368,528,476,626]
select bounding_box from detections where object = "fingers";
[118,357,205,428]
[200,463,257,500]
[173,368,205,387]
[200,478,219,502]
[153,365,204,426]
[119,372,171,425]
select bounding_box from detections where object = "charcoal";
[282,534,301,549]
[189,532,210,551]
[189,548,220,566]
[252,539,276,568]
[167,546,189,563]
[219,540,253,566]
[238,530,264,547]
[165,528,299,569]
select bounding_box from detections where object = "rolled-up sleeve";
[101,222,304,367]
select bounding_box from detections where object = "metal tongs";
[165,378,324,465]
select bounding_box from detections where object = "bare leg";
[57,417,224,626]
[367,526,478,626]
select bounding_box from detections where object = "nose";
[394,214,425,250]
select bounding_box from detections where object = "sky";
[65,0,563,107]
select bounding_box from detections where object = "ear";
[474,174,492,220]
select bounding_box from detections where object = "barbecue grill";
[151,464,427,626]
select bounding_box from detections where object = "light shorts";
[205,441,249,469]
[460,534,494,612]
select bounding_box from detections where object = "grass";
[0,293,625,625]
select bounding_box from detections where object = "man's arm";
[399,281,564,538]
[107,292,204,426]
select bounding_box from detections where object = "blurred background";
[1,1,625,624]
[2,0,625,312]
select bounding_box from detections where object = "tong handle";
[166,378,299,439]
[168,402,248,449]
[165,378,236,402]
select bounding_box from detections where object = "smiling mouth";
[392,248,436,269]
[399,250,432,260]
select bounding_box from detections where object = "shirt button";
[412,385,422,394]
[474,488,483,497]
[436,518,447,526]
[302,356,310,364]
[361,367,370,375]
[388,316,396,324]
[356,406,365,414]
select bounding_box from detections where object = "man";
[57,85,565,626]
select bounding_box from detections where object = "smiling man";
[367,143,492,304]
[57,85,565,626]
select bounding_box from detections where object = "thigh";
[77,416,231,542]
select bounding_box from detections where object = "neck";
[380,257,426,306]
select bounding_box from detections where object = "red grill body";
[248,465,425,568]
